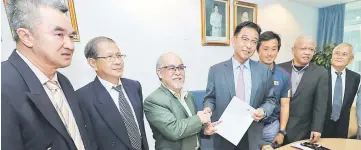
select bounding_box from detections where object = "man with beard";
[144,52,218,150]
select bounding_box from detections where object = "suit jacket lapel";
[58,74,90,147]
[224,59,236,97]
[8,51,74,144]
[160,85,190,117]
[249,60,260,107]
[93,77,132,149]
[342,69,353,109]
[293,63,315,98]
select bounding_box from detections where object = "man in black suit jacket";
[322,43,361,138]
[2,0,97,150]
[279,36,329,144]
[76,36,149,150]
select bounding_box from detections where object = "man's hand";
[197,111,211,124]
[203,107,212,116]
[253,108,265,121]
[272,133,285,145]
[261,145,274,150]
[310,131,321,143]
[204,120,222,135]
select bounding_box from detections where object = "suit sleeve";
[311,69,329,133]
[203,66,216,111]
[260,68,276,119]
[1,91,24,150]
[143,97,202,141]
[356,82,361,138]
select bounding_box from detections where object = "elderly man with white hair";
[322,43,360,138]
[279,36,329,144]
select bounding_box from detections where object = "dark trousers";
[322,119,348,138]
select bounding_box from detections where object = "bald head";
[293,36,315,47]
[156,52,183,69]
[292,36,316,66]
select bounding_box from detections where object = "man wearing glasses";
[144,52,218,150]
[203,21,276,150]
[322,43,360,138]
[76,36,149,150]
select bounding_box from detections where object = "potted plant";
[312,43,336,68]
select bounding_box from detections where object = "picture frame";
[201,0,230,46]
[233,0,257,30]
[3,0,80,42]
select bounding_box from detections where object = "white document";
[290,143,314,150]
[215,96,256,145]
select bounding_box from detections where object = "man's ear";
[156,69,162,80]
[88,58,98,71]
[16,28,34,48]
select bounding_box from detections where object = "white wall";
[1,0,318,149]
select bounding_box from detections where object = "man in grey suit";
[278,36,328,144]
[203,21,276,150]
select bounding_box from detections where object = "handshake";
[197,107,222,135]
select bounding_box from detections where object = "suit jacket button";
[85,125,87,128]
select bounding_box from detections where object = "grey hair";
[84,36,115,59]
[5,0,69,41]
[156,56,164,70]
[333,43,354,56]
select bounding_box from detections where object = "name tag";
[274,81,279,85]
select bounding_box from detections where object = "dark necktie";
[113,85,142,150]
[331,72,343,121]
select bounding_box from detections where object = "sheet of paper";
[215,96,256,145]
[290,143,314,150]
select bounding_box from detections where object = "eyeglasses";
[333,51,350,57]
[96,54,126,62]
[159,65,186,74]
[236,36,259,47]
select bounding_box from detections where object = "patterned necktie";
[113,85,142,150]
[45,80,85,150]
[236,65,245,101]
[331,72,343,121]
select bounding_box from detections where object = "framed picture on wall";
[201,0,230,46]
[234,1,257,29]
[3,0,80,42]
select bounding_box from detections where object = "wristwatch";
[279,130,287,135]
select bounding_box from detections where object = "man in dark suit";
[322,43,360,138]
[2,0,97,150]
[76,36,149,150]
[279,36,329,144]
[203,21,276,150]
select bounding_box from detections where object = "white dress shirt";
[97,76,141,134]
[331,66,346,104]
[232,57,252,105]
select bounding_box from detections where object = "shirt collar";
[232,57,250,70]
[162,83,188,98]
[16,50,58,85]
[98,76,122,93]
[331,66,346,75]
[291,60,309,72]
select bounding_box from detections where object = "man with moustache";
[322,43,360,138]
[76,37,149,150]
[203,21,276,150]
[144,52,217,150]
[279,36,328,144]
[257,31,291,147]
[2,0,97,149]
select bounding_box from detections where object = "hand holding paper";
[253,108,265,121]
